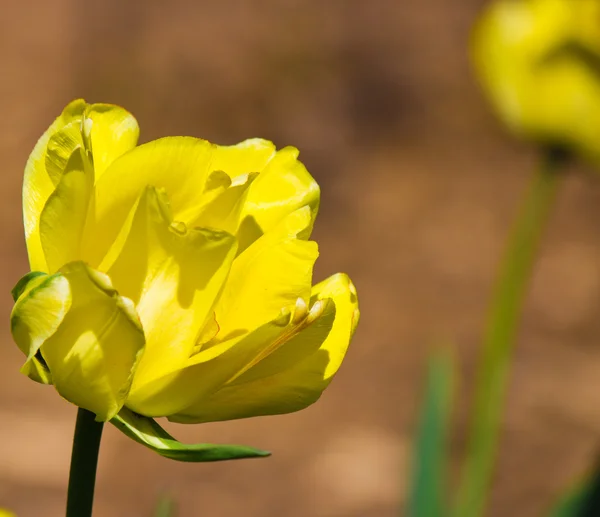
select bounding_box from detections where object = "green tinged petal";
[10,272,71,384]
[40,262,145,421]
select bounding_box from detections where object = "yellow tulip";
[472,0,600,162]
[11,100,359,423]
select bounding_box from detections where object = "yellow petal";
[39,148,93,273]
[212,206,318,341]
[24,100,139,272]
[210,138,276,176]
[39,262,145,421]
[85,103,139,179]
[23,99,86,271]
[169,273,359,423]
[187,172,258,234]
[105,186,238,391]
[126,308,297,417]
[10,272,71,384]
[238,146,320,252]
[45,121,85,185]
[83,137,216,267]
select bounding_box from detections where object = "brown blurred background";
[2,1,600,516]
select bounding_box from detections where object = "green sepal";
[11,271,47,302]
[111,407,271,462]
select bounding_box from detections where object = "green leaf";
[548,470,600,517]
[406,351,454,517]
[111,407,271,462]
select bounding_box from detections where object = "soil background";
[2,1,600,516]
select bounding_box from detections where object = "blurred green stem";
[66,408,104,517]
[454,149,566,517]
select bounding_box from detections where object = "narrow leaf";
[548,468,600,517]
[406,351,454,517]
[154,495,177,517]
[111,408,270,462]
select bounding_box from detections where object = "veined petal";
[39,148,93,273]
[45,121,85,185]
[10,272,71,384]
[40,262,145,421]
[169,273,359,423]
[23,99,86,271]
[83,137,216,267]
[238,146,320,252]
[105,187,238,391]
[211,206,318,341]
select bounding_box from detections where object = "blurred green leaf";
[406,351,454,517]
[111,408,271,462]
[548,469,600,517]
[454,153,562,517]
[154,495,176,517]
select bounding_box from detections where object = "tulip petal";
[105,187,238,390]
[186,172,258,235]
[85,103,139,179]
[10,272,71,384]
[24,101,139,272]
[83,137,216,267]
[239,146,320,252]
[111,407,270,462]
[23,99,86,271]
[45,121,85,185]
[210,138,276,177]
[212,206,319,340]
[127,274,357,421]
[125,307,298,417]
[168,273,359,423]
[39,148,93,273]
[39,262,145,421]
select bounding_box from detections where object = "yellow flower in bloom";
[472,0,600,161]
[11,100,359,423]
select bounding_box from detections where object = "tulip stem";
[66,408,104,517]
[454,148,567,517]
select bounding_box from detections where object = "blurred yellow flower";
[0,510,16,517]
[11,100,359,423]
[472,0,600,161]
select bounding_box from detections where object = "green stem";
[454,149,566,517]
[66,408,104,517]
